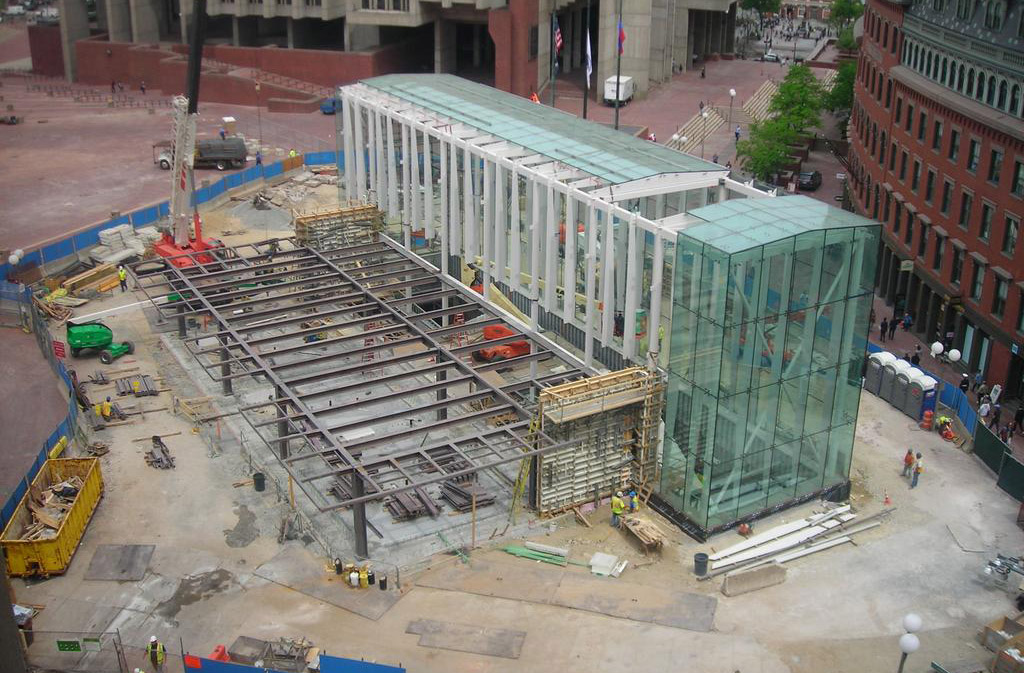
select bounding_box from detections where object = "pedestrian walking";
[903,313,913,330]
[977,381,989,403]
[118,81,125,92]
[699,100,705,113]
[911,453,923,489]
[725,160,732,170]
[910,352,920,366]
[140,80,147,95]
[610,491,625,528]
[959,373,970,394]
[255,150,263,167]
[219,127,227,140]
[147,636,166,672]
[972,371,983,391]
[990,403,1003,429]
[700,65,706,79]
[117,264,128,292]
[880,318,889,342]
[712,153,719,164]
[735,125,742,142]
[888,318,898,340]
[901,449,914,477]
[1013,406,1024,433]
[111,80,117,94]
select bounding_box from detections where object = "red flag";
[618,19,626,55]
[554,17,564,53]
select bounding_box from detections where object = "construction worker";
[529,92,541,103]
[288,148,298,158]
[901,449,914,477]
[610,491,625,528]
[147,636,166,671]
[117,265,128,292]
[629,490,639,512]
[911,453,924,489]
[101,397,113,420]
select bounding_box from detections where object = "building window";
[895,98,903,124]
[970,262,984,300]
[925,169,936,202]
[949,129,960,161]
[529,26,539,60]
[1017,291,1024,332]
[919,225,929,257]
[980,202,994,240]
[959,190,974,228]
[985,0,1006,29]
[932,120,943,151]
[1014,161,1024,197]
[951,247,964,285]
[1004,215,1020,256]
[884,192,892,222]
[906,104,914,132]
[894,203,903,234]
[956,0,974,19]
[900,151,909,181]
[941,181,953,214]
[912,160,922,192]
[890,143,898,171]
[918,111,927,141]
[886,79,893,108]
[967,139,981,172]
[989,149,1004,184]
[934,236,945,271]
[905,213,915,245]
[880,132,887,166]
[994,277,1008,317]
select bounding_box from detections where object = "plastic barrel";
[367,569,376,585]
[694,552,709,577]
[379,575,388,591]
[253,472,266,492]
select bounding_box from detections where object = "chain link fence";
[25,630,192,673]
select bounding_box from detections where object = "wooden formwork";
[293,204,384,250]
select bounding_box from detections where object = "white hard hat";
[616,491,623,497]
[150,636,157,643]
[135,668,142,673]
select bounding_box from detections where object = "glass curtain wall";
[660,225,879,532]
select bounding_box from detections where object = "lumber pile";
[61,263,118,294]
[622,515,665,554]
[32,296,72,322]
[20,477,84,539]
[145,436,175,469]
[174,396,212,422]
[440,479,494,512]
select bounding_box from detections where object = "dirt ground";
[4,185,1018,673]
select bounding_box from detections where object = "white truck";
[603,75,635,106]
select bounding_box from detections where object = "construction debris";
[115,374,159,397]
[385,488,440,521]
[20,476,84,540]
[145,436,175,469]
[174,396,213,423]
[621,515,665,554]
[85,442,110,457]
[523,541,568,557]
[503,545,568,566]
[32,295,72,322]
[440,479,494,512]
[293,204,384,250]
[588,552,628,577]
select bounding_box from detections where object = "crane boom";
[168,95,197,247]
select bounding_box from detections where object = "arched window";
[998,80,1008,109]
[957,63,965,91]
[985,0,1006,29]
[941,57,948,84]
[977,72,986,100]
[987,77,997,104]
[927,52,933,75]
[1011,85,1021,116]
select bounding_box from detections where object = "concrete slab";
[84,544,156,581]
[254,545,401,621]
[406,619,526,659]
[551,573,717,633]
[722,563,788,597]
[415,556,565,605]
[947,523,988,553]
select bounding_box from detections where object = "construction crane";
[153,0,222,268]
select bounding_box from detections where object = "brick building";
[848,0,1024,396]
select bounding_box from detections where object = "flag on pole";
[617,19,626,55]
[585,30,592,89]
[554,16,564,53]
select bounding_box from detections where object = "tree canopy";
[736,119,797,182]
[824,61,856,111]
[741,0,782,23]
[769,64,824,132]
[829,0,864,28]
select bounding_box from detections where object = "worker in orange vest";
[530,92,541,103]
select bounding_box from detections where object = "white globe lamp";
[930,342,944,356]
[948,349,961,363]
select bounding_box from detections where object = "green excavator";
[66,322,135,364]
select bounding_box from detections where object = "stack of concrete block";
[90,224,159,264]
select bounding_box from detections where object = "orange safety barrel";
[920,410,934,431]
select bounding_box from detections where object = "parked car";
[760,52,780,63]
[320,97,341,115]
[3,4,27,15]
[797,170,822,191]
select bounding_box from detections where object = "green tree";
[829,0,864,28]
[836,27,857,51]
[741,0,782,29]
[736,118,798,182]
[824,61,856,111]
[769,64,824,134]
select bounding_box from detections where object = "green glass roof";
[683,195,879,253]
[361,74,721,186]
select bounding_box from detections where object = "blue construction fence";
[0,151,343,281]
[866,341,977,434]
[0,284,79,533]
[184,653,404,673]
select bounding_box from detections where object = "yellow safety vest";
[147,642,165,664]
[118,268,127,281]
[101,400,112,417]
[611,496,625,514]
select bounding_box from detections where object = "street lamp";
[897,613,922,673]
[728,88,736,127]
[700,111,709,159]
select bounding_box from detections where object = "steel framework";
[131,236,591,557]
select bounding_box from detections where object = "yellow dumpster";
[1,458,103,577]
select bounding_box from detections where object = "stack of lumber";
[174,396,213,422]
[32,295,72,322]
[20,477,84,539]
[440,479,494,512]
[621,515,666,553]
[384,488,440,521]
[60,263,119,296]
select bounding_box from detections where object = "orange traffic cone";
[883,491,892,506]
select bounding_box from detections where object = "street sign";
[900,260,915,271]
[53,340,66,358]
[836,172,846,180]
[57,640,82,652]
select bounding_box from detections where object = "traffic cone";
[883,490,892,506]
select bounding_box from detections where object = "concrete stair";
[665,107,726,154]
[818,68,839,91]
[742,79,779,123]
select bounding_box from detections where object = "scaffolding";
[531,367,666,514]
[293,203,385,250]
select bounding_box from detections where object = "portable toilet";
[865,351,895,395]
[880,358,912,403]
[904,374,938,420]
[892,366,918,412]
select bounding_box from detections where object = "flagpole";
[614,0,623,130]
[583,0,591,120]
[549,11,557,107]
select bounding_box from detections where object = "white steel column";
[374,111,385,205]
[423,130,434,239]
[563,196,577,322]
[385,119,398,218]
[623,218,640,359]
[463,147,477,263]
[648,235,665,359]
[367,108,377,198]
[530,180,542,330]
[601,209,615,345]
[342,97,355,201]
[410,127,421,237]
[401,124,412,247]
[353,102,366,200]
[482,159,493,298]
[449,140,461,254]
[584,203,597,366]
[494,164,507,290]
[510,169,521,293]
[439,140,449,273]
[544,185,558,308]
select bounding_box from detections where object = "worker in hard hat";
[101,397,113,420]
[610,491,625,528]
[147,636,166,671]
